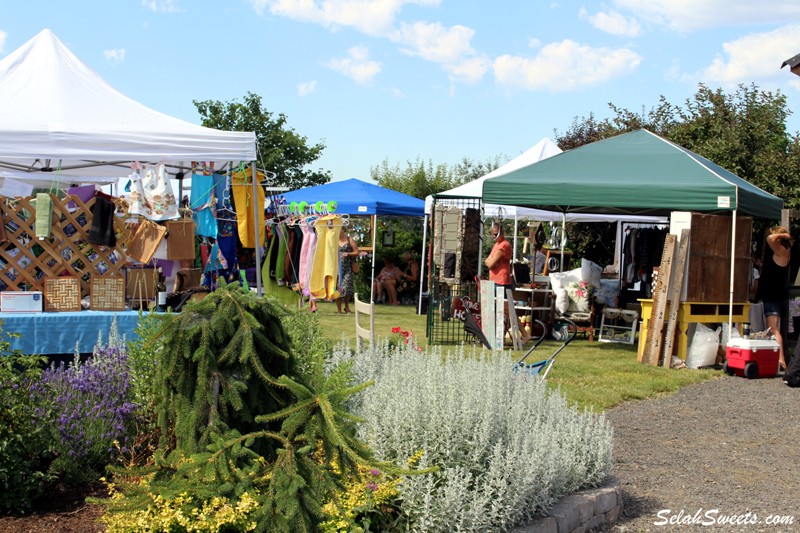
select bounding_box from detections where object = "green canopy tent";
[482,129,782,219]
[482,129,784,334]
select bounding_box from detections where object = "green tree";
[370,157,455,199]
[194,92,331,190]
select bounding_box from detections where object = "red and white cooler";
[724,337,781,379]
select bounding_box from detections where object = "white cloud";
[0,30,6,53]
[324,45,381,84]
[493,39,642,92]
[389,87,405,98]
[297,80,318,95]
[142,0,183,13]
[579,7,641,37]
[528,37,541,49]
[103,49,126,63]
[256,0,439,35]
[700,24,800,84]
[614,0,800,31]
[392,21,474,63]
[444,55,490,84]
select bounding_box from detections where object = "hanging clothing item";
[309,215,341,300]
[34,192,52,239]
[190,173,218,239]
[231,168,265,249]
[274,224,288,284]
[216,218,240,284]
[261,230,276,295]
[299,220,318,296]
[87,192,117,247]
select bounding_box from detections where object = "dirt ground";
[0,486,106,533]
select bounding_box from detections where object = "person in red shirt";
[485,223,530,343]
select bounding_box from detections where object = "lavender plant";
[37,322,137,484]
[329,340,614,532]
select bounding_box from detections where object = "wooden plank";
[643,234,677,366]
[662,229,690,367]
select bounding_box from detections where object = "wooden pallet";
[0,193,134,298]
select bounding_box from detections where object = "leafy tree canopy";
[370,156,503,199]
[194,92,331,190]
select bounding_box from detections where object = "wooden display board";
[0,193,133,298]
[90,276,126,311]
[44,276,82,311]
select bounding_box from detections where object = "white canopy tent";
[0,29,264,291]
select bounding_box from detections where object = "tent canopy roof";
[280,178,425,217]
[0,29,256,179]
[482,129,783,220]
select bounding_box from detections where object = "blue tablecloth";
[0,311,142,355]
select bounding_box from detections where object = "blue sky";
[2,1,800,182]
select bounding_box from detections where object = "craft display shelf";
[0,193,134,299]
[637,299,750,361]
[512,284,554,333]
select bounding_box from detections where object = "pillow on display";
[566,279,593,313]
[549,267,583,314]
[581,258,603,288]
[594,278,621,307]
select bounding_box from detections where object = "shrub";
[100,283,383,533]
[0,331,54,513]
[330,341,614,532]
[36,323,138,485]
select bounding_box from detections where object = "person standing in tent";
[336,226,360,313]
[485,222,531,343]
[756,226,793,371]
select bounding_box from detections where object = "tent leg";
[370,214,377,304]
[418,214,428,315]
[728,210,736,335]
[252,161,263,297]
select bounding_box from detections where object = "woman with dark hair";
[756,226,793,370]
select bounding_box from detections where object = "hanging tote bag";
[127,165,151,218]
[166,219,196,260]
[141,163,180,221]
[127,219,167,264]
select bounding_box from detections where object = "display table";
[0,311,142,355]
[637,300,749,361]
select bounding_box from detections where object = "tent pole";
[512,212,519,262]
[418,214,428,314]
[252,161,263,297]
[370,214,377,304]
[729,210,736,334]
[560,212,567,271]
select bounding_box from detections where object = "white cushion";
[581,259,602,288]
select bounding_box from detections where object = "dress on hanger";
[231,169,265,249]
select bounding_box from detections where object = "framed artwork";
[44,276,81,312]
[382,230,395,247]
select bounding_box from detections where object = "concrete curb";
[512,476,623,533]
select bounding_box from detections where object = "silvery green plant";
[329,340,613,532]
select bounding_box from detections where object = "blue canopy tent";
[279,178,425,304]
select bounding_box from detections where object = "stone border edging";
[512,476,623,533]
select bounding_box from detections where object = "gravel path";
[603,375,799,532]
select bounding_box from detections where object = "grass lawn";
[311,299,721,411]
